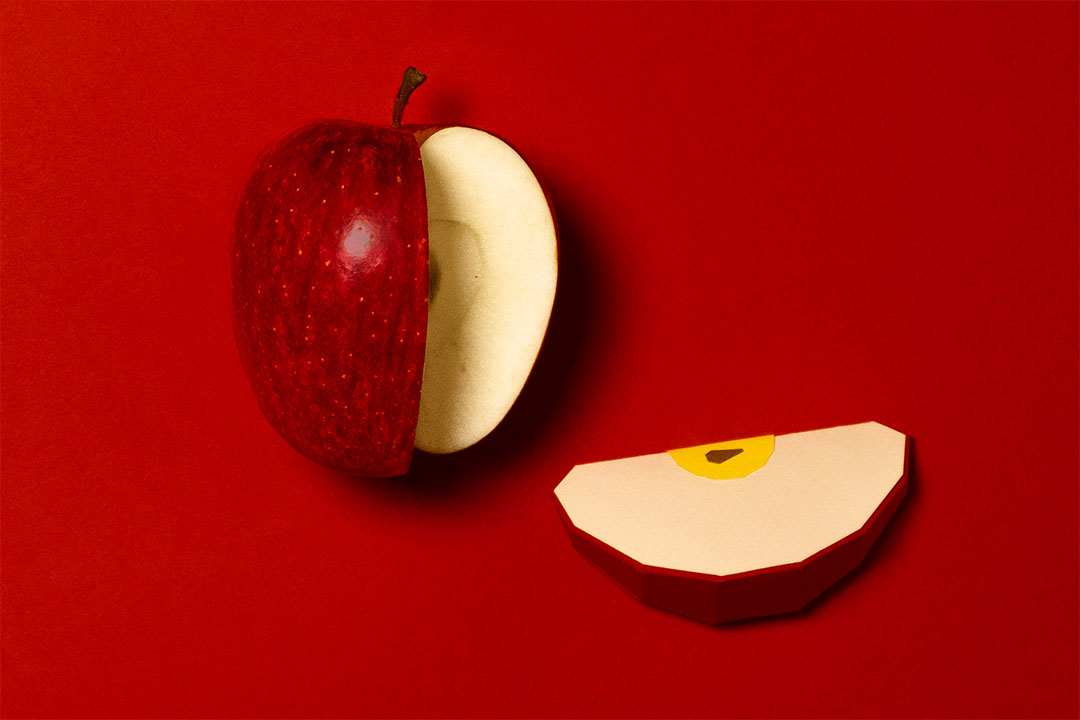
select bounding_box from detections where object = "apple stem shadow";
[426,91,468,127]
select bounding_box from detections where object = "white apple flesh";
[415,127,558,454]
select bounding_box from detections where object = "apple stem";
[392,67,427,129]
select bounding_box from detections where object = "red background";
[2,3,1077,717]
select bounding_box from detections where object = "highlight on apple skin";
[231,68,558,475]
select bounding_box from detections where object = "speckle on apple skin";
[231,121,429,475]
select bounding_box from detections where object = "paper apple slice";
[553,422,909,623]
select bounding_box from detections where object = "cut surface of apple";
[553,421,909,623]
[413,127,558,454]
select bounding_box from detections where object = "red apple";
[231,69,558,476]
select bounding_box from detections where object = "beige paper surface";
[555,422,906,577]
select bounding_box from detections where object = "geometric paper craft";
[553,422,909,623]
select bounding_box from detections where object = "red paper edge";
[553,436,911,624]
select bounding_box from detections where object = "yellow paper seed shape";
[668,434,775,480]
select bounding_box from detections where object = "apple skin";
[231,121,428,476]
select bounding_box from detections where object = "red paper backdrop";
[2,3,1077,717]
